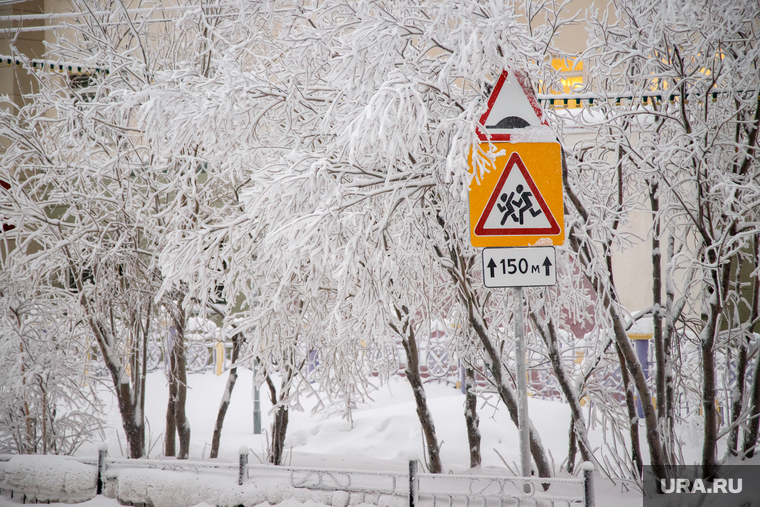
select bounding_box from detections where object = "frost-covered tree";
[152,0,589,476]
[0,277,104,455]
[0,0,218,458]
[0,79,159,458]
[4,0,719,480]
[568,0,760,479]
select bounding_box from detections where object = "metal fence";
[1,448,594,507]
[100,448,593,507]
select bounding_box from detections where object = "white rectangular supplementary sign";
[482,246,556,288]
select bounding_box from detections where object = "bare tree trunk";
[122,395,145,459]
[616,343,643,476]
[700,250,732,479]
[742,236,760,458]
[391,304,443,474]
[567,414,578,474]
[662,233,679,462]
[701,318,719,479]
[464,366,481,468]
[574,236,662,476]
[165,329,177,457]
[728,250,750,456]
[19,340,33,454]
[265,364,293,466]
[75,262,148,459]
[468,310,553,483]
[40,381,47,454]
[563,151,666,479]
[461,287,552,479]
[139,299,151,454]
[164,299,191,460]
[728,337,749,456]
[531,315,596,469]
[587,253,663,478]
[649,182,665,425]
[210,332,243,458]
[271,404,289,466]
[172,309,191,460]
[90,318,145,458]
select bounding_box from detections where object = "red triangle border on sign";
[476,69,548,142]
[474,152,560,236]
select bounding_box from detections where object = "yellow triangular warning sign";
[474,153,560,236]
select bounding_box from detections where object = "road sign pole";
[513,286,532,487]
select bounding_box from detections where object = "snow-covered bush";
[0,284,104,455]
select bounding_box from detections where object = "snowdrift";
[0,455,96,503]
[0,455,406,507]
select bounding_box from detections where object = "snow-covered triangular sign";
[474,153,560,236]
[477,69,548,142]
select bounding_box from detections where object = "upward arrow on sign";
[487,258,497,278]
[542,256,552,276]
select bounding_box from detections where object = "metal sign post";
[483,247,556,484]
[485,247,556,484]
[513,286,531,486]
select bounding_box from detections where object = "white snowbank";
[628,316,654,336]
[0,455,96,503]
[0,496,117,507]
[115,467,337,507]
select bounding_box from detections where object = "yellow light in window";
[551,58,583,72]
[559,77,584,100]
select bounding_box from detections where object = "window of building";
[69,72,96,102]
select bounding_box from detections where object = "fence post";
[581,461,595,507]
[253,362,261,434]
[458,359,466,394]
[239,447,249,485]
[96,444,108,495]
[408,459,419,507]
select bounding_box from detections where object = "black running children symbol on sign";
[497,184,543,226]
[474,153,560,236]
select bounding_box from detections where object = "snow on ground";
[84,370,580,472]
[1,370,644,506]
